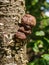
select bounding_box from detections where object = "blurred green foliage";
[25,0,49,65]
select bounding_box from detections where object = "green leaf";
[32,0,38,5]
[40,19,49,28]
[44,37,49,43]
[37,40,43,48]
[42,54,49,61]
[35,31,45,36]
[33,43,39,52]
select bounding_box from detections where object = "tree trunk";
[0,0,28,65]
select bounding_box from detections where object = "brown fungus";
[14,32,26,40]
[13,14,36,41]
[18,27,31,34]
[21,14,36,26]
[18,23,31,30]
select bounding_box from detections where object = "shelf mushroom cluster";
[14,14,36,40]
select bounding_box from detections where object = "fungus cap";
[21,14,36,26]
[15,32,26,40]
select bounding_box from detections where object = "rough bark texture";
[0,0,28,65]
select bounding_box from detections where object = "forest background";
[25,0,49,65]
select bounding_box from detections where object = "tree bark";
[0,0,28,65]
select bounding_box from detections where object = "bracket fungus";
[18,27,31,34]
[13,14,36,40]
[18,23,31,30]
[21,14,36,26]
[14,32,26,40]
